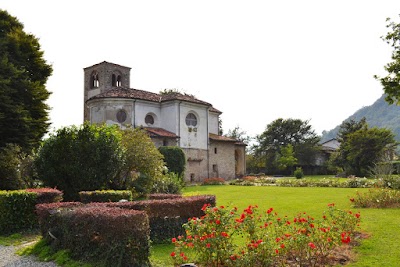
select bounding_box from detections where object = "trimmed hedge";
[37,204,150,267]
[79,190,133,203]
[148,193,182,200]
[106,195,216,243]
[0,190,38,233]
[26,188,63,203]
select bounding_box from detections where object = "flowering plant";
[171,203,361,266]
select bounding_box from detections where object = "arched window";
[90,72,99,88]
[112,74,122,87]
[116,109,127,123]
[185,113,197,127]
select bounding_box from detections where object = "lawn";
[150,185,400,267]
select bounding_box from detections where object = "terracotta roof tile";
[87,87,221,111]
[144,127,179,138]
[209,133,237,142]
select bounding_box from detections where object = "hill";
[321,94,400,142]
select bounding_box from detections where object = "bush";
[26,188,63,203]
[350,188,400,208]
[0,190,38,233]
[159,146,186,177]
[151,172,184,194]
[294,167,304,179]
[148,193,182,200]
[202,178,226,185]
[35,123,125,200]
[79,190,133,203]
[37,204,150,266]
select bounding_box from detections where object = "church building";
[83,61,246,182]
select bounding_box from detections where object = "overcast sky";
[2,1,400,137]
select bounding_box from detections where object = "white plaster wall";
[179,103,208,150]
[160,102,179,134]
[89,99,133,127]
[208,112,219,134]
[134,101,161,128]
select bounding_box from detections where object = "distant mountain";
[321,94,400,143]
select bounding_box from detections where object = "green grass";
[151,185,400,266]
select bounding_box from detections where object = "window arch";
[112,74,122,87]
[145,114,155,125]
[90,72,99,88]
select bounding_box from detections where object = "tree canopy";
[0,10,53,151]
[335,119,398,177]
[375,16,400,105]
[254,118,320,174]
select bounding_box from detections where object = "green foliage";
[0,10,53,152]
[0,190,38,233]
[375,16,400,105]
[276,144,298,171]
[254,118,320,174]
[0,144,25,189]
[158,146,186,177]
[225,126,252,144]
[336,119,398,177]
[294,167,304,179]
[79,190,133,203]
[350,188,400,208]
[117,127,165,195]
[35,123,125,200]
[151,172,184,194]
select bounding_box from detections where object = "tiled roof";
[144,127,179,138]
[87,87,223,111]
[84,61,131,70]
[209,133,237,142]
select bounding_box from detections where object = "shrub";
[117,127,165,195]
[37,204,150,266]
[202,177,226,185]
[171,203,361,267]
[79,190,133,203]
[350,188,400,208]
[294,167,304,179]
[26,188,63,203]
[35,123,125,200]
[158,146,186,177]
[0,190,38,233]
[151,172,184,194]
[148,193,182,200]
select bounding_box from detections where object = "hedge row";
[0,188,63,234]
[79,190,133,203]
[36,203,150,267]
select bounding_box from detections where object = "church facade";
[83,61,246,182]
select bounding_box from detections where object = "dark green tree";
[0,10,52,151]
[158,146,186,177]
[35,123,125,200]
[375,16,400,105]
[254,118,320,174]
[336,119,398,177]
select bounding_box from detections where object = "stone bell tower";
[83,61,131,121]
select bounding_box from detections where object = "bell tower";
[83,61,131,121]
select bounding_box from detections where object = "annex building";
[83,61,246,182]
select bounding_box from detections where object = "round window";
[185,113,197,127]
[145,114,154,125]
[116,109,127,123]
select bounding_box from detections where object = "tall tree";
[375,16,400,104]
[254,118,320,173]
[336,119,397,177]
[0,10,52,151]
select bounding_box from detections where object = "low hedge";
[79,190,133,203]
[37,204,150,267]
[106,195,216,243]
[147,193,182,200]
[0,188,63,234]
[0,190,38,233]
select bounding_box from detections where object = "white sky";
[2,0,400,137]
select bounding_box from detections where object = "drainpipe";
[132,100,136,127]
[207,107,210,178]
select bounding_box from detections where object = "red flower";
[171,237,177,243]
[308,242,316,249]
[215,219,221,225]
[170,252,176,257]
[280,243,285,249]
[350,198,355,202]
[206,243,211,248]
[221,232,228,237]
